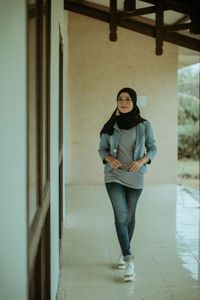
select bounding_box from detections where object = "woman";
[98,87,157,282]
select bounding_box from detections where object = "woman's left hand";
[128,160,144,172]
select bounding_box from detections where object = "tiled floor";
[57,184,200,300]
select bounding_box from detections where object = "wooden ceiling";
[64,0,200,55]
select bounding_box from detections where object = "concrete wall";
[0,1,27,299]
[67,12,178,185]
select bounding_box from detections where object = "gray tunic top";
[105,127,144,189]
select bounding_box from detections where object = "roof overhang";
[64,0,200,55]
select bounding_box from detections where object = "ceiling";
[90,0,185,24]
[64,0,200,57]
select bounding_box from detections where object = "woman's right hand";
[104,155,122,169]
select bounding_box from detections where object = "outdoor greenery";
[178,63,200,160]
[177,63,200,191]
[177,159,199,190]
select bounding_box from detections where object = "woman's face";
[117,92,133,113]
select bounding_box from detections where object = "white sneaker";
[118,255,126,269]
[123,259,135,282]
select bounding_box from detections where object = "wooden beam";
[164,0,191,14]
[155,0,164,55]
[119,6,156,19]
[141,0,191,14]
[124,0,136,12]
[164,23,190,32]
[109,0,117,41]
[28,4,36,19]
[118,17,155,37]
[140,0,155,5]
[64,0,200,52]
[164,31,200,52]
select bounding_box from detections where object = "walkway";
[57,184,200,300]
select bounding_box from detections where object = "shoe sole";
[118,263,126,270]
[123,275,134,282]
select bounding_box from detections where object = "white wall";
[67,13,178,185]
[0,1,27,300]
[50,1,68,299]
[0,1,68,299]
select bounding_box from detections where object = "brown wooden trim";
[59,30,63,151]
[47,0,51,181]
[109,0,117,41]
[140,0,155,4]
[37,0,43,204]
[28,4,36,19]
[141,0,191,14]
[58,27,64,244]
[164,1,191,14]
[59,148,63,165]
[118,17,155,37]
[29,183,50,275]
[27,0,40,225]
[59,161,63,241]
[164,23,190,32]
[29,205,51,300]
[64,0,200,52]
[119,6,156,19]
[27,1,51,298]
[37,0,51,199]
[124,0,136,12]
[45,207,51,299]
[164,31,200,52]
[155,0,164,55]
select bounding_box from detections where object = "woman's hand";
[104,155,122,169]
[128,156,149,172]
[128,160,143,172]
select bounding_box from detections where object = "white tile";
[65,288,87,300]
[61,267,116,288]
[157,262,200,277]
[84,287,120,300]
[62,254,111,266]
[133,262,161,275]
[163,272,200,287]
[169,286,200,300]
[130,274,167,288]
[57,184,200,300]
[149,246,198,264]
[62,241,110,256]
[116,285,173,300]
[60,265,88,276]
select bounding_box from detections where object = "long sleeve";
[98,133,110,163]
[145,121,157,164]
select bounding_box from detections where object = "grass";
[177,159,199,190]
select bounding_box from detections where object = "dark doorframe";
[27,0,51,299]
[58,27,64,247]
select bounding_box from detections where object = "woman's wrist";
[104,155,112,163]
[139,155,149,165]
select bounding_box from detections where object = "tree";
[178,63,200,160]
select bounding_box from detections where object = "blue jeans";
[105,182,142,257]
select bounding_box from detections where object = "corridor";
[57,184,200,300]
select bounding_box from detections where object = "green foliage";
[178,64,200,160]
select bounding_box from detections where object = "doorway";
[27,0,51,299]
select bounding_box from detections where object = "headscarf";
[100,87,146,136]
